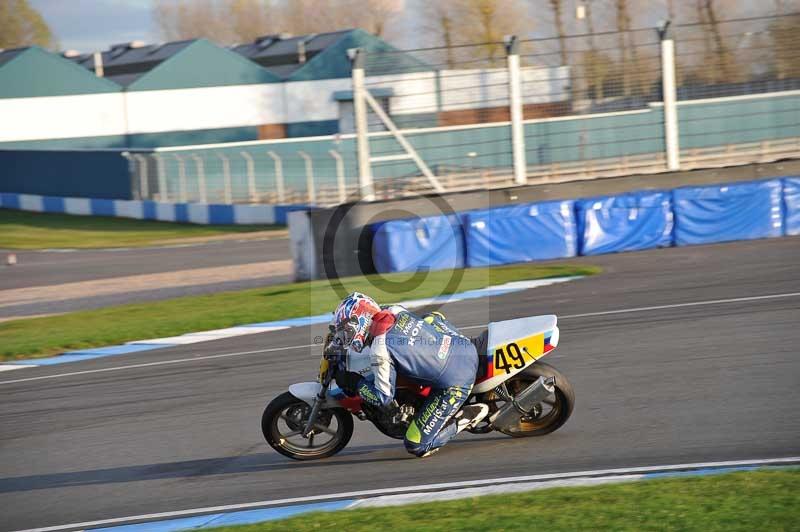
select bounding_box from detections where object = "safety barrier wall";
[576,191,673,256]
[370,177,798,273]
[3,90,796,206]
[784,178,800,236]
[463,201,577,268]
[0,149,132,200]
[372,215,466,273]
[0,192,308,225]
[672,180,784,246]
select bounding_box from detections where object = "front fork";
[302,366,333,437]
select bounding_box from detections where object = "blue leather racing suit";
[352,306,479,456]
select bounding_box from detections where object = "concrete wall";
[0,149,132,199]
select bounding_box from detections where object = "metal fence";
[127,13,800,205]
[126,141,359,205]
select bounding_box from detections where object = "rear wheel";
[262,391,353,460]
[492,362,575,437]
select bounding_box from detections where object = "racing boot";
[416,404,489,458]
[454,403,489,433]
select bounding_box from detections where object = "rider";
[329,292,489,458]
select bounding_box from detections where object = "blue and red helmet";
[331,292,381,352]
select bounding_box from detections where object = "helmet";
[331,292,380,353]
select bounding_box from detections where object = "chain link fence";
[127,13,800,205]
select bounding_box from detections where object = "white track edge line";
[15,457,800,532]
[557,291,800,319]
[0,344,316,385]
[0,365,31,372]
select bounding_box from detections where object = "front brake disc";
[284,404,309,431]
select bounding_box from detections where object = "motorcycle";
[261,315,574,460]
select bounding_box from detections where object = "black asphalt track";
[1,237,798,531]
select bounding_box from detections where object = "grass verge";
[209,469,799,532]
[0,209,280,249]
[0,263,599,361]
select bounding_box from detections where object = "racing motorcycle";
[261,315,574,460]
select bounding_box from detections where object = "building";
[0,30,570,149]
[0,46,125,149]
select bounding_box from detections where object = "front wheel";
[262,391,354,460]
[493,361,575,437]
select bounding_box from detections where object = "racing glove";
[334,370,362,397]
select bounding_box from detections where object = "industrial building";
[0,30,569,149]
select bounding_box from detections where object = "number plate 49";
[492,333,545,375]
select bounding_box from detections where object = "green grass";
[0,263,599,361]
[208,469,800,532]
[0,209,280,249]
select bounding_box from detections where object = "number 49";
[494,342,526,374]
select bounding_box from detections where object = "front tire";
[495,361,575,437]
[262,391,354,460]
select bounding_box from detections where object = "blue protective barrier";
[463,200,577,267]
[576,191,673,255]
[672,180,784,246]
[372,215,465,273]
[783,177,800,236]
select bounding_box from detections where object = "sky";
[30,0,157,52]
[28,0,419,53]
[27,0,646,53]
[27,0,779,54]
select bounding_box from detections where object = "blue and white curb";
[5,276,582,370]
[0,192,310,226]
[20,457,800,532]
[85,501,353,532]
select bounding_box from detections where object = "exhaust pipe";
[489,376,555,429]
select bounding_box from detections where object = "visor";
[334,318,358,347]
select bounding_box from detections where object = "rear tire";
[262,391,354,460]
[496,361,575,437]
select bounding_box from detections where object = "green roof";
[127,39,281,92]
[0,46,120,99]
[287,29,431,81]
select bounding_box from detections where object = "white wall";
[125,83,286,134]
[365,72,438,115]
[521,66,570,104]
[0,65,568,145]
[282,78,351,123]
[362,66,568,116]
[0,92,126,143]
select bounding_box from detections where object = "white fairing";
[288,382,343,408]
[550,323,560,348]
[486,315,557,352]
[472,314,559,394]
